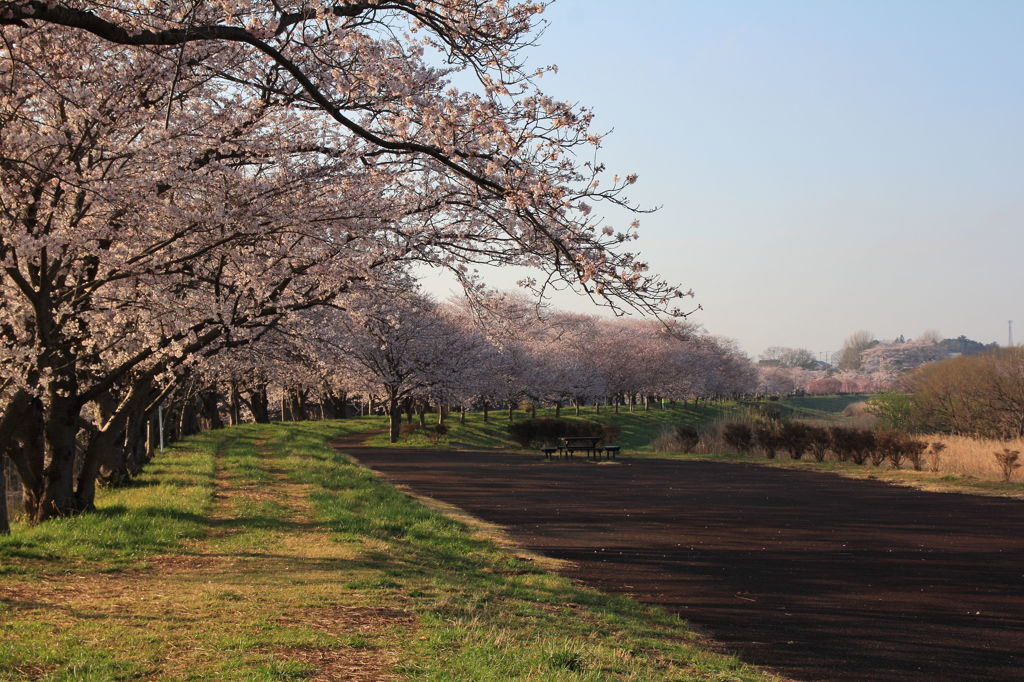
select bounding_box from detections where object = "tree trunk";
[36,394,81,521]
[574,399,580,416]
[595,400,601,414]
[0,390,44,522]
[179,398,200,437]
[482,400,489,423]
[249,384,270,423]
[508,400,514,421]
[554,401,561,418]
[459,406,466,424]
[404,398,414,424]
[322,390,347,419]
[198,389,223,430]
[288,390,307,422]
[388,395,401,443]
[228,383,242,425]
[417,403,426,429]
[437,402,445,425]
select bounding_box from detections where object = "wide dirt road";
[345,445,1024,681]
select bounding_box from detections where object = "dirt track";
[342,444,1024,681]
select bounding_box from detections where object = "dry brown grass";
[925,434,1024,481]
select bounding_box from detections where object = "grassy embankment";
[0,419,774,681]
[363,401,739,452]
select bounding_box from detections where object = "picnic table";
[559,436,602,459]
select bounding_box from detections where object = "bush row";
[721,422,938,471]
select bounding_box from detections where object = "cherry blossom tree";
[2,3,699,522]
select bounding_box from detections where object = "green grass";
[0,419,777,680]
[365,401,739,452]
[0,432,218,574]
[780,394,869,417]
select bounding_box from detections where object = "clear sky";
[420,0,1024,358]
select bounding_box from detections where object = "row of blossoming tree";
[0,1,700,525]
[203,291,758,444]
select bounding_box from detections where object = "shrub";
[753,423,782,459]
[722,423,754,454]
[872,431,896,466]
[673,426,700,452]
[779,422,813,460]
[874,431,929,470]
[830,426,874,465]
[994,448,1021,482]
[507,418,602,448]
[601,423,621,444]
[866,392,914,430]
[651,425,700,454]
[829,426,854,462]
[850,429,876,465]
[806,425,831,462]
[427,423,449,445]
[904,438,928,471]
[750,402,789,422]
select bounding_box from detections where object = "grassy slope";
[365,401,737,452]
[779,395,868,416]
[0,420,774,681]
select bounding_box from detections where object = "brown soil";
[344,444,1024,682]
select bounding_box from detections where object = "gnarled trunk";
[248,384,270,424]
[36,393,81,521]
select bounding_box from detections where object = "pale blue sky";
[422,0,1024,357]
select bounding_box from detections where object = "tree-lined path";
[346,443,1024,681]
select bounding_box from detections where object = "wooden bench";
[602,445,620,459]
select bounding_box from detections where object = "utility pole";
[1010,320,1014,347]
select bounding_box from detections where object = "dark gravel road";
[342,444,1024,681]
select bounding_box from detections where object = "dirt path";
[344,444,1024,682]
[0,437,410,680]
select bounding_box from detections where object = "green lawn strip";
[0,422,391,681]
[0,430,220,576]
